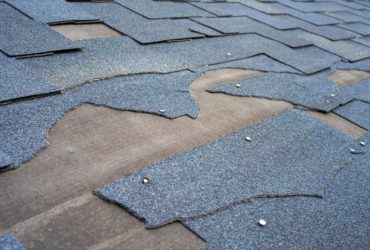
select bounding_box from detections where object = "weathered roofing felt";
[1,0,370,249]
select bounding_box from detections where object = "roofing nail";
[227,53,231,56]
[159,109,165,113]
[259,219,266,226]
[236,84,240,88]
[143,177,151,184]
[164,65,167,67]
[360,142,365,146]
[331,94,335,97]
[246,137,251,141]
[350,149,355,153]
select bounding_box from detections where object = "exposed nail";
[246,137,251,141]
[259,219,266,226]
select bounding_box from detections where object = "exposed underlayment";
[96,109,356,228]
[2,0,370,248]
[0,233,26,250]
[183,132,370,249]
[51,23,124,41]
[330,69,370,88]
[334,100,370,130]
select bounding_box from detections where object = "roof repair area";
[0,0,369,249]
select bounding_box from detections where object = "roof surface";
[0,0,369,249]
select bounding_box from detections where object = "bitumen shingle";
[0,3,82,57]
[337,22,370,36]
[96,109,356,227]
[0,150,11,169]
[183,132,370,249]
[333,100,370,130]
[0,233,26,250]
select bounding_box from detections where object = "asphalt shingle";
[0,233,26,250]
[333,100,370,130]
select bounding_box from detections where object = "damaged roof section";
[96,109,356,228]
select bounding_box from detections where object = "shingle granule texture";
[5,0,98,24]
[0,52,60,103]
[277,0,324,12]
[337,22,370,36]
[352,36,370,48]
[0,71,199,172]
[18,35,338,90]
[73,2,211,44]
[183,132,370,249]
[0,150,12,169]
[266,2,341,25]
[207,72,343,112]
[191,16,312,48]
[297,32,370,62]
[190,2,297,29]
[336,77,370,103]
[335,58,370,71]
[0,3,82,57]
[95,109,356,228]
[0,233,26,250]
[115,0,215,19]
[232,0,284,14]
[333,100,370,130]
[197,54,301,74]
[326,11,370,25]
[277,15,355,41]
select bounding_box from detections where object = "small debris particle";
[246,137,251,141]
[68,148,74,153]
[360,142,365,146]
[259,219,266,226]
[331,94,335,97]
[143,177,152,184]
[227,53,231,56]
[164,65,167,67]
[159,109,165,113]
[236,84,240,88]
[350,149,355,153]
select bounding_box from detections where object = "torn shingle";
[207,72,342,112]
[0,71,199,171]
[0,3,82,57]
[96,109,356,228]
[115,0,215,19]
[183,132,370,249]
[333,100,370,130]
[335,58,370,72]
[0,233,26,250]
[0,52,60,103]
[191,16,312,48]
[5,0,98,24]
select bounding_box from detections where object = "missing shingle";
[329,69,370,88]
[50,23,124,41]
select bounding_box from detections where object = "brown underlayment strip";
[51,23,124,41]
[0,69,293,249]
[304,111,367,140]
[329,69,370,88]
[1,193,205,250]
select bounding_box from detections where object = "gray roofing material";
[0,150,12,169]
[352,36,370,47]
[197,54,301,74]
[5,0,98,24]
[0,233,27,250]
[0,52,60,103]
[191,17,312,48]
[0,3,82,57]
[115,0,215,19]
[0,71,199,171]
[183,132,370,249]
[95,109,356,228]
[277,0,324,12]
[335,58,370,71]
[304,1,355,12]
[229,0,284,14]
[277,15,356,40]
[73,2,214,44]
[190,2,297,29]
[298,32,370,61]
[333,100,370,130]
[326,11,370,25]
[337,22,370,36]
[265,2,341,25]
[18,35,336,91]
[207,72,342,111]
[347,9,370,19]
[337,77,370,103]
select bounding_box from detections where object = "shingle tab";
[96,109,356,227]
[334,100,370,130]
[0,233,26,250]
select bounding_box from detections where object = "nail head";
[259,219,266,226]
